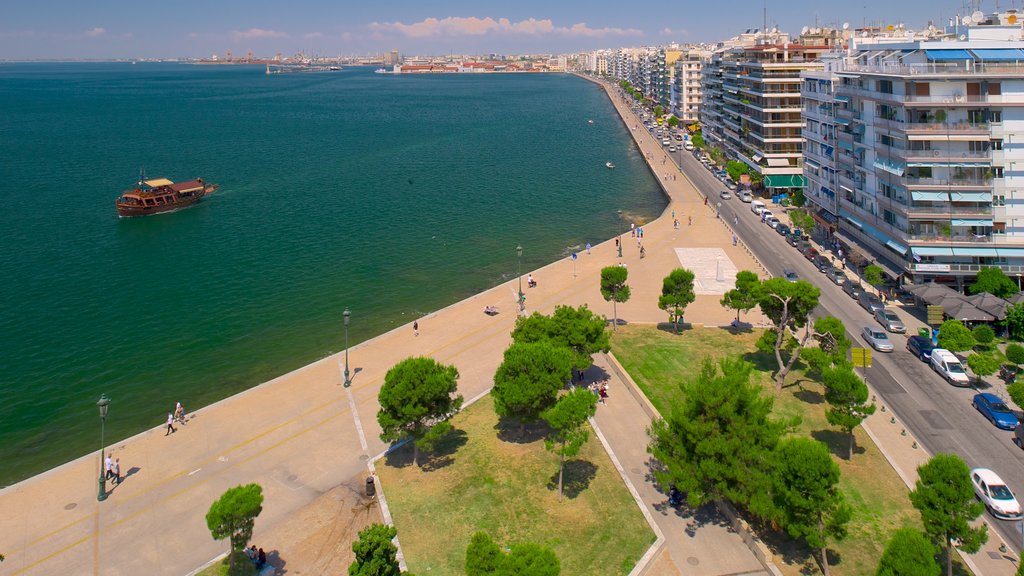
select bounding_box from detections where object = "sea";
[0,63,665,487]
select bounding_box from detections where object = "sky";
[0,0,1009,59]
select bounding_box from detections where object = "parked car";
[766,216,781,229]
[971,468,1023,520]
[999,364,1019,383]
[668,146,677,152]
[787,233,805,247]
[906,335,934,361]
[683,142,694,151]
[826,269,847,285]
[1016,425,1024,450]
[776,224,791,237]
[760,209,774,223]
[858,291,885,314]
[739,191,753,203]
[972,393,1020,431]
[813,254,833,273]
[783,269,799,283]
[842,280,863,300]
[803,246,819,261]
[874,308,906,333]
[719,190,731,200]
[862,326,894,352]
[930,348,970,386]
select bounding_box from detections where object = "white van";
[683,142,694,151]
[750,200,766,215]
[930,348,970,386]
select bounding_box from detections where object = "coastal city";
[3,1,1024,576]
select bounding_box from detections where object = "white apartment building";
[804,17,1024,285]
[672,50,707,123]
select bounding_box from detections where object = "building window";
[878,80,894,94]
[992,139,1003,151]
[995,195,1005,206]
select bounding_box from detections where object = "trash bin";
[365,476,376,497]
[918,327,930,338]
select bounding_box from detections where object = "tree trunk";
[818,512,829,576]
[228,539,236,570]
[775,326,812,390]
[848,429,855,460]
[946,535,953,576]
[773,326,787,389]
[612,300,618,332]
[558,451,565,502]
[413,442,419,467]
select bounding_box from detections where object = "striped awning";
[951,218,993,227]
[971,48,1024,61]
[912,246,954,257]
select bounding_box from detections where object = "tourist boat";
[605,162,615,169]
[374,68,388,74]
[115,173,218,217]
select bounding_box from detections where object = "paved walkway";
[0,77,768,576]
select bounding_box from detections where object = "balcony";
[906,205,993,217]
[900,122,990,136]
[904,150,992,163]
[902,176,993,189]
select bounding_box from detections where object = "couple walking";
[104,454,121,485]
[166,401,186,435]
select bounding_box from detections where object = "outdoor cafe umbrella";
[1008,292,1024,305]
[942,300,995,323]
[965,292,1011,320]
[908,283,966,307]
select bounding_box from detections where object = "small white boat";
[606,162,615,169]
[587,119,594,124]
[374,68,388,74]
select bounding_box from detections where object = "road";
[654,120,1024,551]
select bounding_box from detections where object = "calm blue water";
[0,63,664,486]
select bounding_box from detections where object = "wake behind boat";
[115,173,218,217]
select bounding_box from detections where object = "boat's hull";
[115,185,217,217]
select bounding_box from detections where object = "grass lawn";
[612,325,923,576]
[195,551,257,576]
[376,396,656,576]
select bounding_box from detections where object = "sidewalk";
[590,353,773,576]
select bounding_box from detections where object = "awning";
[834,95,851,103]
[911,191,951,201]
[912,246,954,257]
[950,191,992,202]
[764,174,806,188]
[970,48,1024,61]
[840,210,864,229]
[886,239,909,256]
[873,159,906,176]
[926,49,973,61]
[752,152,764,163]
[838,140,854,151]
[951,218,993,226]
[805,159,821,170]
[835,230,905,280]
[952,247,999,257]
[143,178,173,187]
[766,157,790,167]
[820,186,835,199]
[817,208,838,223]
[997,248,1024,258]
[834,117,851,126]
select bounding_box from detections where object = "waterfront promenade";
[0,80,768,576]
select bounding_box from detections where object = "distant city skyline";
[0,0,1008,59]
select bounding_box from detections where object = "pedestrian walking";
[615,237,620,249]
[671,209,675,220]
[734,216,738,226]
[413,320,419,337]
[105,455,113,480]
[640,245,646,259]
[674,219,679,229]
[732,234,738,246]
[113,458,120,485]
[585,242,591,255]
[174,401,185,424]
[165,412,176,435]
[688,215,692,226]
[704,196,708,206]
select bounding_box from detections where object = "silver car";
[862,326,894,352]
[719,190,732,200]
[874,308,906,333]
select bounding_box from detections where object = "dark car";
[788,233,805,247]
[776,224,791,237]
[858,291,885,314]
[973,393,1021,431]
[999,364,1020,383]
[813,254,833,273]
[803,246,819,261]
[842,280,863,300]
[907,335,934,361]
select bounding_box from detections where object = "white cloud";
[368,17,641,39]
[661,27,689,36]
[85,27,106,38]
[230,28,287,40]
[303,32,324,39]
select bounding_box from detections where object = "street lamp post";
[516,245,524,314]
[96,394,110,502]
[343,308,351,388]
[617,235,622,258]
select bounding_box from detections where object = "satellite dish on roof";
[842,22,850,30]
[959,34,967,40]
[801,26,809,34]
[962,15,972,25]
[928,24,937,32]
[972,10,985,22]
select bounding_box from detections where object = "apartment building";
[805,17,1024,285]
[672,49,707,123]
[702,30,832,194]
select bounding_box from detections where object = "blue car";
[973,393,1020,430]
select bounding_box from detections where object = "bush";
[1006,343,1024,365]
[972,325,995,348]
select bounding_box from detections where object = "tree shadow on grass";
[718,322,755,335]
[810,428,864,459]
[546,459,598,499]
[382,427,469,471]
[495,416,550,445]
[756,522,818,573]
[793,385,824,405]
[741,350,778,375]
[656,321,693,335]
